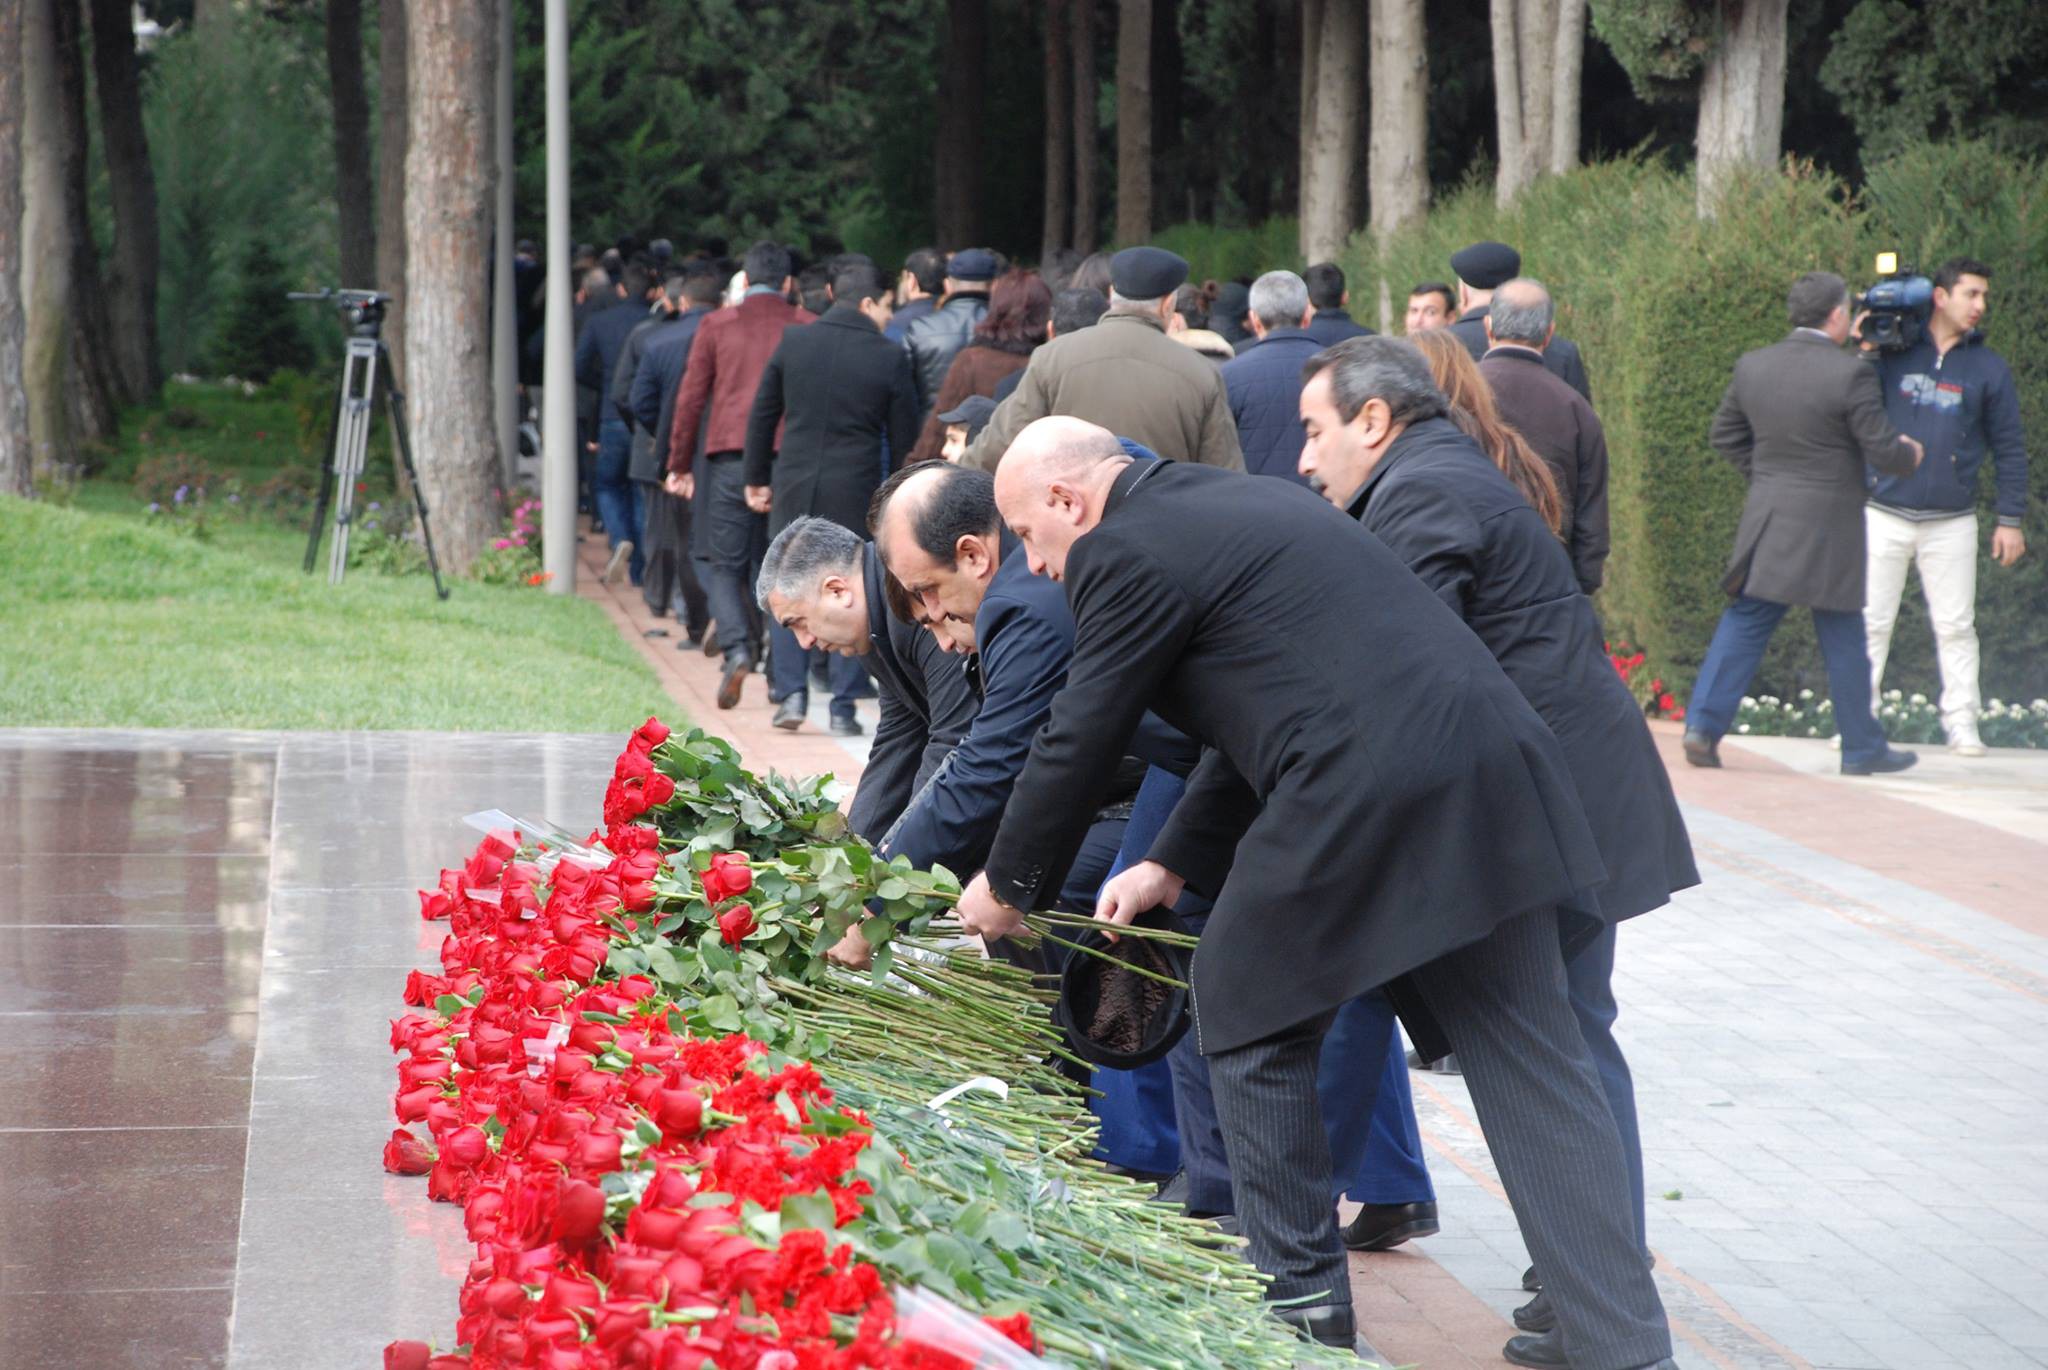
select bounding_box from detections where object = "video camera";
[1855,252,1932,353]
[288,287,392,338]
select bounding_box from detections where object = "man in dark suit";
[1222,270,1325,483]
[663,241,815,708]
[1446,241,1592,403]
[1301,338,1699,1368]
[1683,271,1924,776]
[1480,278,1612,595]
[754,516,978,840]
[958,418,1675,1367]
[628,263,721,646]
[742,264,920,734]
[1302,262,1375,346]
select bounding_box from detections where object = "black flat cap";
[935,394,999,439]
[1052,906,1193,1069]
[1110,246,1190,300]
[947,248,999,282]
[1450,240,1522,290]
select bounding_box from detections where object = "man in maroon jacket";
[664,241,814,707]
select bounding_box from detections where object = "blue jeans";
[594,417,644,585]
[1113,767,1435,1210]
[768,626,868,721]
[1685,595,1887,764]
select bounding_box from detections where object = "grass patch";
[5,384,675,733]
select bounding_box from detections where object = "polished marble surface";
[0,729,625,1369]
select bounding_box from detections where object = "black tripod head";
[288,288,392,339]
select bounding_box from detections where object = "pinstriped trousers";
[1207,906,1672,1370]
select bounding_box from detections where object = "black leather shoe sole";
[772,698,806,731]
[1514,1288,1556,1332]
[1842,749,1918,775]
[1277,1303,1357,1350]
[1682,733,1722,768]
[716,661,748,710]
[1503,1329,1568,1368]
[1341,1202,1440,1252]
[829,717,864,737]
[1521,1263,1541,1292]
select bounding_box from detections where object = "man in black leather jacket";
[903,248,996,423]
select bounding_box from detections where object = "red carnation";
[716,902,756,947]
[382,1128,437,1175]
[986,1310,1038,1351]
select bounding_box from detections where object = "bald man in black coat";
[955,419,1675,1367]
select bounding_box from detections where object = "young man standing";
[1861,257,2030,756]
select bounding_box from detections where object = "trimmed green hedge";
[1343,145,2047,705]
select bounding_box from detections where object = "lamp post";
[540,0,575,593]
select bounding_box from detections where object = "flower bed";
[383,720,1357,1369]
[1730,690,2048,749]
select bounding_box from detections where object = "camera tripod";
[291,289,449,598]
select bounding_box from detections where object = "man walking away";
[577,255,661,582]
[1480,278,1613,595]
[1447,241,1592,403]
[1861,256,2030,757]
[743,263,919,734]
[904,249,998,422]
[886,247,945,343]
[1684,272,1925,775]
[663,241,815,710]
[1223,270,1325,483]
[991,288,1107,407]
[1303,262,1374,346]
[630,261,724,644]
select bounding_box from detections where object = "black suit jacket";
[1349,418,1697,930]
[982,458,1606,1053]
[1449,305,1592,404]
[743,304,918,538]
[1304,308,1375,347]
[846,544,979,842]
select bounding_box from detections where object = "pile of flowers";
[383,720,1353,1369]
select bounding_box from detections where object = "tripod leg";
[304,362,350,574]
[329,348,374,586]
[381,370,450,600]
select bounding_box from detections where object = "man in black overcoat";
[754,516,978,841]
[1301,339,1698,1368]
[742,263,920,734]
[955,417,1675,1368]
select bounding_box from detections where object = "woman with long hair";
[906,268,1053,463]
[1410,328,1564,536]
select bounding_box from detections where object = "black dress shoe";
[716,659,749,710]
[772,696,806,731]
[1151,1170,1189,1207]
[1276,1302,1357,1351]
[1503,1328,1568,1368]
[1521,1263,1541,1292]
[1842,746,1917,776]
[1682,731,1722,768]
[1341,1200,1439,1251]
[1514,1287,1556,1332]
[829,714,863,737]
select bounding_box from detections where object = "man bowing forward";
[954,417,1676,1369]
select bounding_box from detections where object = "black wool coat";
[742,304,919,539]
[983,458,1607,1054]
[1349,417,1698,931]
[846,543,979,842]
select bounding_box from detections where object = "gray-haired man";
[1223,270,1325,483]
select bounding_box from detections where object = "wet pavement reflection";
[0,730,624,1369]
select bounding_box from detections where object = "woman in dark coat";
[906,270,1052,463]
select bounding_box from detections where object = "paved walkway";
[580,546,2048,1369]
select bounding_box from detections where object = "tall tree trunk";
[1070,0,1098,251]
[1114,0,1151,245]
[326,0,376,289]
[1695,0,1789,217]
[1548,0,1585,172]
[87,0,160,404]
[0,0,29,496]
[405,0,501,573]
[1368,0,1428,243]
[1297,0,1322,242]
[1040,0,1071,259]
[934,0,986,247]
[1491,0,1558,204]
[1299,0,1362,264]
[376,0,409,385]
[21,0,117,478]
[1150,0,1181,227]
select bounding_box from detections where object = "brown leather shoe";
[1682,731,1721,768]
[716,658,748,710]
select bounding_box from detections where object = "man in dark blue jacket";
[1222,270,1325,483]
[628,265,720,644]
[577,255,661,581]
[1860,256,2030,757]
[1302,262,1375,347]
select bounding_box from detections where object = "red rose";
[551,1179,607,1242]
[443,1125,490,1168]
[717,902,756,947]
[654,1088,704,1138]
[382,1128,437,1175]
[701,853,752,904]
[383,1341,433,1370]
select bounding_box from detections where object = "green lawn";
[1,383,676,732]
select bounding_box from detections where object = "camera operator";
[1856,257,2030,757]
